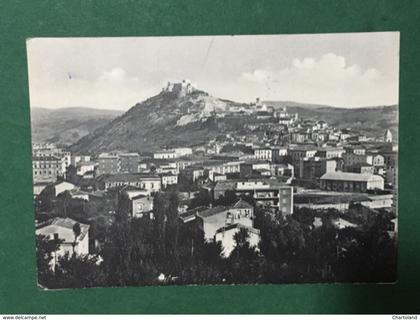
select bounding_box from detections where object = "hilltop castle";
[163,80,197,97]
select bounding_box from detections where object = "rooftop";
[78,161,96,166]
[289,145,318,151]
[104,173,160,182]
[36,217,89,241]
[294,193,370,204]
[178,206,208,222]
[131,194,152,201]
[232,199,253,209]
[197,205,228,218]
[98,153,118,159]
[119,153,140,157]
[320,172,383,182]
[160,173,178,177]
[350,162,373,168]
[317,147,345,152]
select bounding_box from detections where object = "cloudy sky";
[27,32,399,110]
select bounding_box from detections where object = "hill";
[70,87,246,154]
[31,107,123,145]
[265,101,398,139]
[69,85,398,154]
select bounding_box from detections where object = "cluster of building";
[33,101,398,262]
[32,143,71,183]
[179,199,259,257]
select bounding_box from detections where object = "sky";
[27,32,399,110]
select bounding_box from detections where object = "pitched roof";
[98,153,118,159]
[36,217,90,241]
[77,161,96,166]
[131,194,153,201]
[350,162,373,168]
[317,147,344,152]
[213,180,237,191]
[105,174,160,183]
[119,153,140,157]
[289,145,317,151]
[320,172,383,182]
[196,206,228,218]
[160,173,178,177]
[232,199,253,209]
[54,181,76,188]
[178,206,208,222]
[105,174,143,183]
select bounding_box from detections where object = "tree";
[182,240,226,284]
[55,191,72,217]
[52,253,106,288]
[37,183,55,213]
[293,207,315,230]
[72,222,81,255]
[177,173,198,192]
[190,189,212,208]
[233,227,250,249]
[116,191,131,221]
[101,217,159,287]
[89,216,109,252]
[227,228,261,283]
[66,165,81,186]
[215,190,238,206]
[258,215,307,283]
[35,234,62,287]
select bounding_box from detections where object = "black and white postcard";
[27,32,399,289]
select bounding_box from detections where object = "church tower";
[384,129,393,143]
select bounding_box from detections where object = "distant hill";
[31,107,123,145]
[264,101,398,139]
[69,84,398,155]
[70,88,244,154]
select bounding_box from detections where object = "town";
[33,82,398,288]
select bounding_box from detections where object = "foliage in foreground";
[36,194,397,289]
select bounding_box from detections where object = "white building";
[253,147,285,162]
[76,161,95,176]
[131,195,154,218]
[196,199,255,241]
[343,153,374,168]
[215,224,260,257]
[54,181,77,197]
[104,174,162,193]
[71,155,91,167]
[173,147,193,157]
[320,172,384,192]
[36,218,90,268]
[160,173,178,188]
[153,150,177,159]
